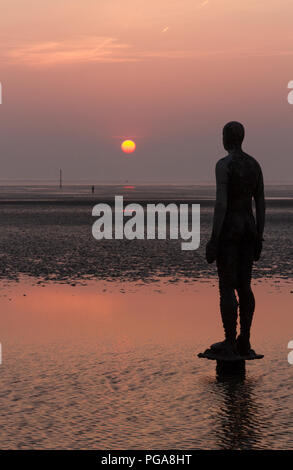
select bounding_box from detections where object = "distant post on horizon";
[59,168,62,189]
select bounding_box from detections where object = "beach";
[0,184,292,449]
[0,184,292,283]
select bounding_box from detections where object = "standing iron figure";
[206,121,265,358]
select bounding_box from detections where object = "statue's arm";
[211,160,228,241]
[254,167,265,240]
[206,160,227,263]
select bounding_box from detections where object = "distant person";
[206,122,265,357]
[91,185,95,194]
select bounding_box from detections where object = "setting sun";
[121,139,136,154]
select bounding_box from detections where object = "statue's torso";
[220,152,262,242]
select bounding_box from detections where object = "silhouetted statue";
[206,121,265,358]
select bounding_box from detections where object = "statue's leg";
[236,241,255,354]
[215,242,238,350]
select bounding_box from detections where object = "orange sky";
[0,1,293,181]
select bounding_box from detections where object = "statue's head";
[223,121,245,151]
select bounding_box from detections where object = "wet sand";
[0,190,292,283]
[0,278,292,449]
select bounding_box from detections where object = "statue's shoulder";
[215,155,231,182]
[216,155,231,171]
[242,152,262,173]
[216,155,231,166]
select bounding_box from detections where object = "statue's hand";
[254,238,263,261]
[206,239,218,264]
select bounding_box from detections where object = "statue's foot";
[241,348,264,359]
[236,335,251,356]
[210,339,237,356]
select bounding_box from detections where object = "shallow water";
[0,278,292,449]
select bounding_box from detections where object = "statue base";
[198,347,264,376]
[198,348,264,362]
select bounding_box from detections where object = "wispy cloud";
[2,35,207,67]
[2,35,292,68]
[3,36,135,67]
